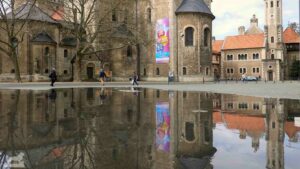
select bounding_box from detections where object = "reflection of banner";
[156,103,170,152]
[156,18,170,64]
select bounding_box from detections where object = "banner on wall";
[155,18,170,64]
[156,103,170,152]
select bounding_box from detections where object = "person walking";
[99,69,106,86]
[49,68,57,87]
[132,72,139,86]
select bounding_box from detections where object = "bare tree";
[0,0,37,82]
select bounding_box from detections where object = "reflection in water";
[0,89,299,169]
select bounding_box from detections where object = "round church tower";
[175,0,215,82]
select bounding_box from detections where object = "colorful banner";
[155,18,170,64]
[156,103,170,152]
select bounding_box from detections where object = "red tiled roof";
[283,27,300,44]
[223,33,265,50]
[213,111,223,123]
[212,40,224,54]
[222,114,265,132]
[285,122,300,139]
[51,9,64,21]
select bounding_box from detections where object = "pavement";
[0,81,299,100]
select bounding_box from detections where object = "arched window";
[147,8,151,23]
[64,49,68,58]
[45,47,49,56]
[271,37,274,43]
[156,68,160,75]
[183,67,187,75]
[204,28,211,47]
[185,122,195,142]
[271,54,275,59]
[185,27,194,46]
[112,10,117,21]
[127,45,132,57]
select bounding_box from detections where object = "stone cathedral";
[0,0,215,82]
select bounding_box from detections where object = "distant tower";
[264,98,285,169]
[263,0,284,81]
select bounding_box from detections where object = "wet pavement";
[0,88,299,169]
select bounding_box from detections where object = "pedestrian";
[132,72,139,86]
[168,70,174,84]
[242,73,246,82]
[99,69,106,86]
[49,68,57,87]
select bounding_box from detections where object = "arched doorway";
[86,63,95,80]
[268,70,273,81]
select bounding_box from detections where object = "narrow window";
[227,69,230,74]
[183,67,187,75]
[64,70,68,74]
[272,122,275,129]
[271,36,274,43]
[156,68,160,75]
[277,1,279,7]
[206,67,209,75]
[271,1,273,7]
[156,90,160,98]
[112,10,117,21]
[127,45,132,57]
[143,68,146,76]
[256,68,259,73]
[45,47,49,56]
[231,68,233,74]
[147,8,151,23]
[204,28,210,47]
[64,49,68,58]
[240,68,243,74]
[253,68,256,73]
[11,69,15,73]
[271,54,275,59]
[185,122,195,141]
[185,27,194,46]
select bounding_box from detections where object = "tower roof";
[175,0,215,19]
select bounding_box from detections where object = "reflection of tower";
[176,92,216,168]
[265,98,285,169]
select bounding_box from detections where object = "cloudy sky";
[212,0,299,40]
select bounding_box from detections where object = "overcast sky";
[212,0,300,40]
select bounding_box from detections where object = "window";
[272,122,275,129]
[277,1,279,7]
[183,67,187,75]
[147,8,151,23]
[239,68,246,74]
[256,68,259,73]
[253,53,259,59]
[227,103,233,109]
[204,28,210,47]
[143,68,146,76]
[45,69,49,73]
[64,70,68,74]
[45,47,49,56]
[11,69,15,73]
[185,27,194,46]
[271,54,275,59]
[271,1,273,7]
[127,46,132,57]
[271,36,274,43]
[156,68,160,75]
[253,103,260,110]
[206,67,209,75]
[112,10,117,21]
[238,54,247,60]
[227,68,234,74]
[253,68,256,73]
[231,68,234,73]
[64,49,68,58]
[183,92,187,98]
[156,90,160,98]
[238,103,248,109]
[185,122,195,141]
[227,55,233,61]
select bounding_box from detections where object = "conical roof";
[175,0,215,19]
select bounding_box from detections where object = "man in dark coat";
[49,68,57,87]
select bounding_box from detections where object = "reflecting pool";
[0,88,299,169]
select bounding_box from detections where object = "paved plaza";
[0,81,299,100]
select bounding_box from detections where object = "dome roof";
[175,0,215,19]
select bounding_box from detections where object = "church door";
[87,67,94,79]
[268,71,273,81]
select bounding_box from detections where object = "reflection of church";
[213,94,300,169]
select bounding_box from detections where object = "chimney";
[250,14,258,27]
[238,26,245,35]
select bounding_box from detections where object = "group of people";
[99,69,139,86]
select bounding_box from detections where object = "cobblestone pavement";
[0,81,299,99]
